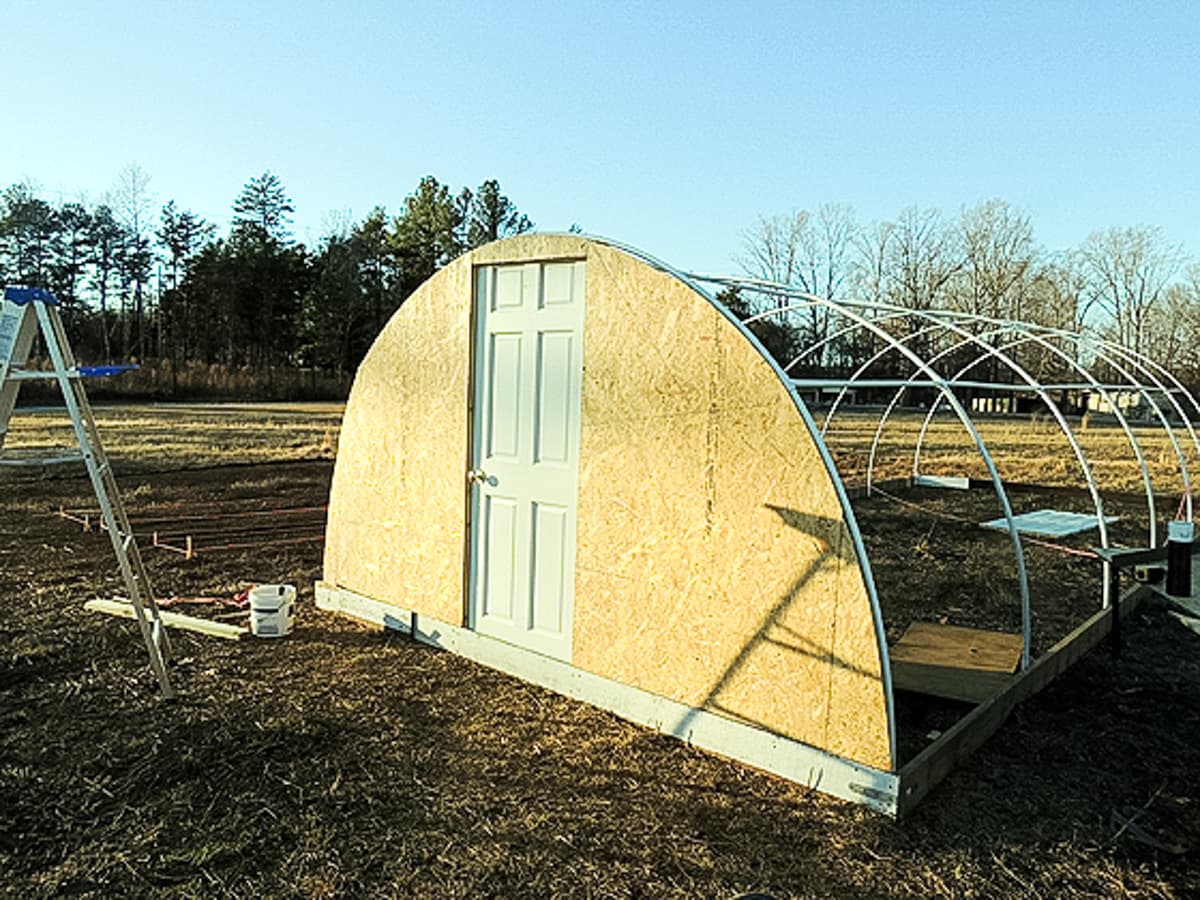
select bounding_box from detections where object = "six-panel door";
[468,260,586,662]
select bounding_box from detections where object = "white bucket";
[249,584,296,638]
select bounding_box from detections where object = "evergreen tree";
[229,172,304,367]
[0,182,58,286]
[389,176,463,299]
[88,205,125,359]
[717,286,800,370]
[465,179,533,248]
[233,171,294,246]
[301,232,367,376]
[49,202,92,335]
[351,206,396,338]
[158,201,216,367]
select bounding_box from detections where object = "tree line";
[732,201,1200,390]
[0,167,532,397]
[4,172,1197,398]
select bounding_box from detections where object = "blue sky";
[4,1,1198,272]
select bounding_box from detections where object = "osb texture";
[323,258,472,625]
[572,242,891,770]
[325,234,891,769]
[323,234,591,624]
[469,233,592,266]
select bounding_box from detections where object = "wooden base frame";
[896,582,1150,815]
[316,579,1149,818]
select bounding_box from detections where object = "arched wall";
[324,234,893,769]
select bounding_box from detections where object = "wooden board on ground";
[890,622,1023,703]
[84,598,247,640]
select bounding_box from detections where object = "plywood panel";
[890,622,1024,672]
[324,233,892,770]
[571,242,892,769]
[890,622,1023,703]
[322,259,472,625]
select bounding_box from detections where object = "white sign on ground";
[981,508,1118,537]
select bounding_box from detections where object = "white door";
[468,260,586,661]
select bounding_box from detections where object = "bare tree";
[946,200,1040,381]
[738,204,859,365]
[795,204,857,360]
[737,211,809,366]
[1024,256,1087,333]
[1007,258,1089,382]
[1143,264,1200,374]
[851,220,896,307]
[1076,225,1184,354]
[877,207,963,362]
[838,220,897,371]
[738,211,807,301]
[955,199,1037,322]
[109,164,155,357]
[739,212,800,284]
[885,206,963,312]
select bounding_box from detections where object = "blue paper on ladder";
[78,364,139,378]
[3,286,60,306]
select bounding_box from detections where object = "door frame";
[463,258,587,657]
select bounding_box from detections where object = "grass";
[823,409,1200,497]
[5,403,344,472]
[10,402,1196,496]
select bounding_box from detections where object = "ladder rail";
[0,295,175,697]
[0,296,41,454]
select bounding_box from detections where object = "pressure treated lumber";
[896,584,1150,816]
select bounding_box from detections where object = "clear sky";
[4,1,1198,272]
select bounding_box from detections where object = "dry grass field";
[1,404,1198,897]
[11,403,1196,497]
[825,409,1200,496]
[3,403,344,472]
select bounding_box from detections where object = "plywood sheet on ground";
[890,621,1022,703]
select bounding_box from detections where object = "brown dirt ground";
[2,460,1200,898]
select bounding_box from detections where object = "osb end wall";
[573,242,890,769]
[322,255,473,625]
[324,234,892,770]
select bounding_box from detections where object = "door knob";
[467,468,488,484]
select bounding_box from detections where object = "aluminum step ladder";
[0,286,174,697]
